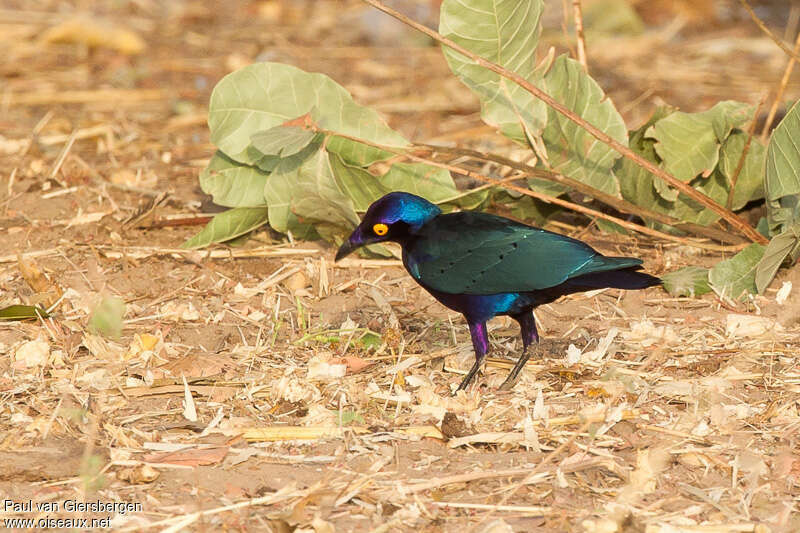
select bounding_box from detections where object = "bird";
[335,192,661,391]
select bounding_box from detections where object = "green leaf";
[617,106,675,217]
[719,132,766,209]
[181,207,270,249]
[766,100,800,233]
[250,125,320,158]
[439,0,548,145]
[710,101,752,141]
[646,101,751,183]
[264,149,359,242]
[381,163,462,202]
[653,176,678,202]
[708,243,765,301]
[88,296,126,340]
[766,196,800,236]
[208,62,407,166]
[358,332,382,350]
[494,191,560,226]
[0,304,49,321]
[199,151,270,208]
[340,409,365,426]
[668,170,729,226]
[331,156,388,211]
[667,135,763,225]
[755,224,800,293]
[617,106,756,227]
[331,156,481,212]
[526,177,569,198]
[661,266,711,297]
[249,133,324,173]
[595,218,627,235]
[541,55,628,196]
[583,0,644,38]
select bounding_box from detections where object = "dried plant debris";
[2,0,800,531]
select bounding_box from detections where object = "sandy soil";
[1,1,800,531]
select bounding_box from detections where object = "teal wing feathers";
[404,212,642,295]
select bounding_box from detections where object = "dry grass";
[2,1,800,531]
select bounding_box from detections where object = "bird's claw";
[497,375,518,392]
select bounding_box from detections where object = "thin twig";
[400,457,613,496]
[48,129,77,187]
[405,155,683,245]
[760,28,800,141]
[572,0,587,70]
[416,142,747,245]
[726,94,767,210]
[430,501,551,514]
[322,128,749,252]
[7,88,167,106]
[361,0,767,244]
[739,0,800,64]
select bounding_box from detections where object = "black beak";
[336,226,364,262]
[335,237,358,262]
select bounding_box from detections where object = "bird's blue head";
[335,192,441,261]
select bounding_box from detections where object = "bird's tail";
[565,265,661,290]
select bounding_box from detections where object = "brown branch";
[739,0,800,64]
[412,154,746,251]
[146,216,213,229]
[415,142,747,245]
[360,0,768,245]
[321,128,748,252]
[572,0,587,70]
[760,28,800,141]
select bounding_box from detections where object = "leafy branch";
[413,143,748,246]
[361,0,767,245]
[317,126,749,252]
[185,0,800,298]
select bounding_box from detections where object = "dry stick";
[404,154,678,244]
[361,0,767,245]
[324,128,748,252]
[8,88,167,106]
[726,95,767,210]
[572,0,587,70]
[397,457,611,495]
[416,142,747,245]
[48,129,78,187]
[739,0,800,64]
[760,29,800,141]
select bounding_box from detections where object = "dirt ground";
[2,0,800,531]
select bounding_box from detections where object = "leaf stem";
[760,27,800,141]
[572,0,588,71]
[739,0,800,64]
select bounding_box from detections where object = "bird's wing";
[404,212,642,295]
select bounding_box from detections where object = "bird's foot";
[455,357,485,394]
[497,347,534,392]
[497,374,519,392]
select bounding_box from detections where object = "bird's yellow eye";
[373,223,389,236]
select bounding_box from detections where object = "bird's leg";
[498,311,539,391]
[457,320,489,391]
